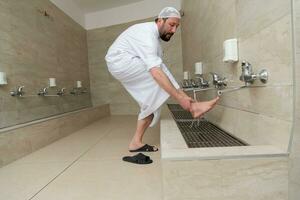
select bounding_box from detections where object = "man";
[105,7,219,152]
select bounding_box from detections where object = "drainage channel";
[167,104,248,148]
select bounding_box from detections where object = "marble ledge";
[160,114,289,161]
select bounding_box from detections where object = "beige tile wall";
[289,0,300,199]
[181,0,293,150]
[0,0,92,129]
[87,17,183,116]
[162,157,288,200]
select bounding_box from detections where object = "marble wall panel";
[289,0,300,198]
[0,0,92,128]
[237,0,290,40]
[181,0,293,151]
[162,157,288,200]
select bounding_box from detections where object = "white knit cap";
[158,7,181,19]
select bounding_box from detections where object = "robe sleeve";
[161,63,180,89]
[127,34,162,71]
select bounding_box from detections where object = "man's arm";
[150,67,192,111]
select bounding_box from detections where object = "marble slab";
[160,113,288,160]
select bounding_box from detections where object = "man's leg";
[129,114,157,151]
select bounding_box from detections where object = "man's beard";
[160,32,174,42]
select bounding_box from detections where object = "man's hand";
[177,94,193,111]
[150,67,193,111]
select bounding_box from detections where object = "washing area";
[159,0,297,199]
[165,61,269,149]
[0,0,300,200]
[167,104,249,148]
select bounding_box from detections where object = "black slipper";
[122,153,153,164]
[129,144,159,152]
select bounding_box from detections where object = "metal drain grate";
[168,104,196,121]
[167,104,248,148]
[170,110,194,121]
[167,104,184,111]
[175,121,248,148]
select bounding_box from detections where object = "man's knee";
[147,114,154,123]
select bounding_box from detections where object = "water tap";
[10,86,25,97]
[239,61,268,86]
[210,73,227,89]
[37,87,48,96]
[57,88,66,96]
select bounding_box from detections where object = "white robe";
[105,22,180,127]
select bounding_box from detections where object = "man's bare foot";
[190,97,219,118]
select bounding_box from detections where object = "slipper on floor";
[122,153,153,164]
[129,144,159,152]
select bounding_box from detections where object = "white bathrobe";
[105,22,180,127]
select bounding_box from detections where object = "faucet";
[37,87,48,96]
[80,88,88,94]
[57,88,66,96]
[10,86,25,97]
[210,72,227,89]
[70,88,78,95]
[239,61,255,85]
[239,61,268,86]
[195,75,209,88]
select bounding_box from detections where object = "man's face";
[157,17,180,42]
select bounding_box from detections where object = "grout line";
[288,0,296,154]
[0,106,92,133]
[27,126,113,200]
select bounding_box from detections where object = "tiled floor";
[0,116,163,200]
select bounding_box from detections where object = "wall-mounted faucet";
[70,87,88,95]
[70,87,79,95]
[210,73,227,89]
[182,77,209,89]
[181,79,190,88]
[57,88,66,96]
[80,88,88,94]
[37,87,48,96]
[239,61,268,86]
[10,86,25,97]
[195,75,209,88]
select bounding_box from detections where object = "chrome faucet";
[181,79,192,88]
[239,61,254,85]
[239,61,268,86]
[195,75,209,88]
[37,87,48,96]
[210,72,227,89]
[80,88,88,94]
[57,88,66,96]
[182,77,209,89]
[70,88,78,95]
[10,86,25,97]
